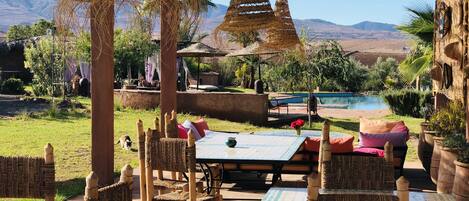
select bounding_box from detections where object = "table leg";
[272,164,284,185]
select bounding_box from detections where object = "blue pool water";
[279,93,389,110]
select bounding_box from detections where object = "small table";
[196,132,306,184]
[262,187,456,201]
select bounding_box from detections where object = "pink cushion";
[193,118,209,137]
[353,147,385,157]
[359,132,408,148]
[177,124,188,139]
[304,135,355,153]
[182,120,202,140]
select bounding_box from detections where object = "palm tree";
[396,5,434,90]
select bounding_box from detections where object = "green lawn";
[0,97,423,200]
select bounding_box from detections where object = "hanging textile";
[64,58,77,82]
[79,61,91,81]
[145,58,156,83]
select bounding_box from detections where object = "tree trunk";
[159,2,178,133]
[249,65,255,89]
[416,76,421,91]
[90,0,114,186]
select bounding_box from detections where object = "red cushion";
[178,124,188,139]
[193,118,209,137]
[304,135,355,153]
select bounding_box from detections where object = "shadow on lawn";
[331,120,359,132]
[56,177,86,200]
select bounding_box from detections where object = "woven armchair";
[84,165,134,201]
[0,144,55,201]
[307,121,407,201]
[137,115,221,201]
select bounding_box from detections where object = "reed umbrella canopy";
[264,0,302,51]
[177,42,227,90]
[216,0,277,33]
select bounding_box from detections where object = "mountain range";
[0,0,406,40]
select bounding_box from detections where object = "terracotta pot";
[418,122,434,173]
[430,137,445,184]
[424,130,438,146]
[437,148,458,193]
[453,161,469,201]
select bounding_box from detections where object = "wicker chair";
[307,121,400,201]
[84,165,134,201]
[138,117,221,201]
[0,143,55,201]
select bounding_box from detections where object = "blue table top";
[196,132,306,164]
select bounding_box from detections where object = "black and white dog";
[116,135,132,150]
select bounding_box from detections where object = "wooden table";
[262,187,456,201]
[196,132,306,184]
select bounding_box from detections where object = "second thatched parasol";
[264,0,302,51]
[227,41,281,94]
[177,42,227,90]
[216,0,277,33]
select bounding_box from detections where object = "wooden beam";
[90,0,115,186]
[159,1,178,134]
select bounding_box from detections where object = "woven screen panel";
[217,0,277,32]
[0,156,55,199]
[322,155,394,191]
[152,138,189,173]
[96,182,132,201]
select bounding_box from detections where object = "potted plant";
[437,133,465,193]
[428,101,465,183]
[453,144,469,200]
[290,119,305,136]
[419,104,436,173]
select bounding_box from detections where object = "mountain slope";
[0,1,405,40]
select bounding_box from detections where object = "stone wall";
[433,0,467,104]
[114,90,269,125]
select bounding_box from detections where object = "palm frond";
[396,5,434,44]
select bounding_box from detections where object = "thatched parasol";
[216,0,277,33]
[177,42,227,90]
[264,0,302,51]
[227,41,280,94]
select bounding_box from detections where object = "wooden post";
[165,111,178,180]
[188,131,197,201]
[320,139,331,188]
[307,173,320,201]
[318,120,330,173]
[159,1,179,134]
[44,143,54,201]
[396,176,410,201]
[120,164,133,187]
[84,172,99,201]
[137,120,147,201]
[145,128,155,200]
[90,0,115,186]
[384,142,394,164]
[153,117,164,181]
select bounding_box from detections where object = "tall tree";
[397,5,434,90]
[228,31,260,88]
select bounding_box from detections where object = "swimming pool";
[279,93,389,110]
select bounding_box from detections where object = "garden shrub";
[1,78,25,95]
[381,89,432,118]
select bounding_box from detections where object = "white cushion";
[182,120,202,141]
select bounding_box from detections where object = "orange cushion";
[360,118,404,134]
[193,118,209,137]
[304,135,355,153]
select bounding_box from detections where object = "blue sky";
[210,0,435,25]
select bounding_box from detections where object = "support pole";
[197,58,200,90]
[90,0,115,185]
[159,1,178,134]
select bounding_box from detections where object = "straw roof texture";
[216,0,277,33]
[264,0,302,51]
[177,42,227,57]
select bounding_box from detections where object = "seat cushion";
[359,132,408,147]
[360,118,404,134]
[304,135,354,153]
[182,120,202,140]
[193,118,209,137]
[177,124,188,139]
[353,147,385,157]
